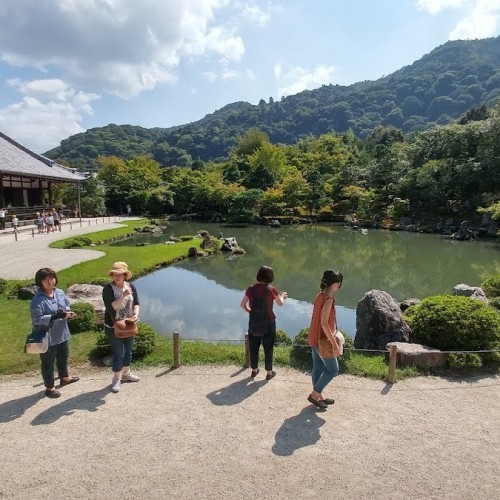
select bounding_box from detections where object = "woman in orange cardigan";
[307,269,343,410]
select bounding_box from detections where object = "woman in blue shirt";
[30,268,79,398]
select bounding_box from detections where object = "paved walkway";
[0,217,138,280]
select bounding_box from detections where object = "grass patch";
[344,352,420,379]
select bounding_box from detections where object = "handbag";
[317,324,344,359]
[113,319,138,338]
[24,327,50,354]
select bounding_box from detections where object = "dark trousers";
[248,322,276,371]
[0,217,5,230]
[39,340,69,388]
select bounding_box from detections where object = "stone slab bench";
[385,341,446,368]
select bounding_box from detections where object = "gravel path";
[0,217,137,279]
[0,366,498,499]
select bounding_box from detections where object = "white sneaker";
[111,378,121,393]
[122,372,140,382]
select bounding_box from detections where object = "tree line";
[58,104,500,227]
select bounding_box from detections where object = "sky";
[0,0,499,154]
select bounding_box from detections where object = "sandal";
[60,376,80,386]
[307,395,327,409]
[45,389,61,399]
[322,398,335,405]
[251,369,259,378]
[265,371,276,381]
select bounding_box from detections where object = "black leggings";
[248,322,276,371]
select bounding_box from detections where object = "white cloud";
[416,0,500,39]
[275,64,337,98]
[0,78,100,152]
[240,2,284,27]
[0,0,244,98]
[246,69,257,81]
[201,68,239,82]
[449,0,500,39]
[416,0,466,15]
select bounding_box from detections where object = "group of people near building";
[35,208,65,233]
[30,260,344,411]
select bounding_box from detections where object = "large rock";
[385,342,446,368]
[355,290,411,350]
[66,284,105,325]
[452,284,489,304]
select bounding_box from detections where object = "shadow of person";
[272,407,326,456]
[31,387,109,426]
[0,393,44,424]
[206,377,266,406]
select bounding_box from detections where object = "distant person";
[0,207,6,230]
[126,204,132,216]
[240,265,287,380]
[306,269,344,410]
[102,262,140,393]
[45,211,55,233]
[11,214,19,230]
[35,211,43,234]
[53,208,61,231]
[7,202,12,209]
[30,268,79,398]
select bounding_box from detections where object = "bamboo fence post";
[173,332,180,368]
[387,344,398,383]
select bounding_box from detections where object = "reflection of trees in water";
[163,222,497,308]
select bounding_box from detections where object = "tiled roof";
[0,131,86,182]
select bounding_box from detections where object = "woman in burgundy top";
[240,265,287,380]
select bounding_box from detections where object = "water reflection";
[128,222,498,341]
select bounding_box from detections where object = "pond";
[113,222,499,341]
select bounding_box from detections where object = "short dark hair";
[320,269,343,290]
[35,267,58,287]
[256,265,274,284]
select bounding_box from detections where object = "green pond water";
[111,222,499,341]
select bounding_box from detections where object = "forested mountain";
[46,37,500,171]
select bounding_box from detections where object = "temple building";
[0,130,85,208]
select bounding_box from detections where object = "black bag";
[248,285,271,337]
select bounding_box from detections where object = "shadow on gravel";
[272,407,326,456]
[31,387,109,426]
[0,393,44,423]
[206,378,266,406]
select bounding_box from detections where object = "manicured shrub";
[88,277,110,287]
[290,328,311,370]
[0,278,7,294]
[447,352,482,369]
[93,322,156,360]
[406,295,500,367]
[63,236,92,249]
[275,329,292,346]
[481,275,500,298]
[489,297,500,311]
[69,302,97,333]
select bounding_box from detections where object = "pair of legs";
[248,322,276,377]
[39,340,76,395]
[310,346,339,401]
[105,328,138,392]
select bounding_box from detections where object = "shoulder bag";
[24,326,50,354]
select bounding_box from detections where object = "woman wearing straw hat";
[102,262,140,393]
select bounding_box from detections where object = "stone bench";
[385,342,446,368]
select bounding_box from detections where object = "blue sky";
[0,0,499,154]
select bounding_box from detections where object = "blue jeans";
[39,340,69,388]
[311,347,339,394]
[106,327,134,373]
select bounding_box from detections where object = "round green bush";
[447,352,482,369]
[69,302,97,333]
[481,275,500,298]
[0,278,7,295]
[93,322,156,360]
[489,297,500,311]
[406,295,500,367]
[290,328,311,369]
[63,236,92,249]
[275,329,292,346]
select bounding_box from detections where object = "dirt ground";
[0,366,498,499]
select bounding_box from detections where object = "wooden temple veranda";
[0,130,85,218]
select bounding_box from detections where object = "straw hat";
[108,261,132,280]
